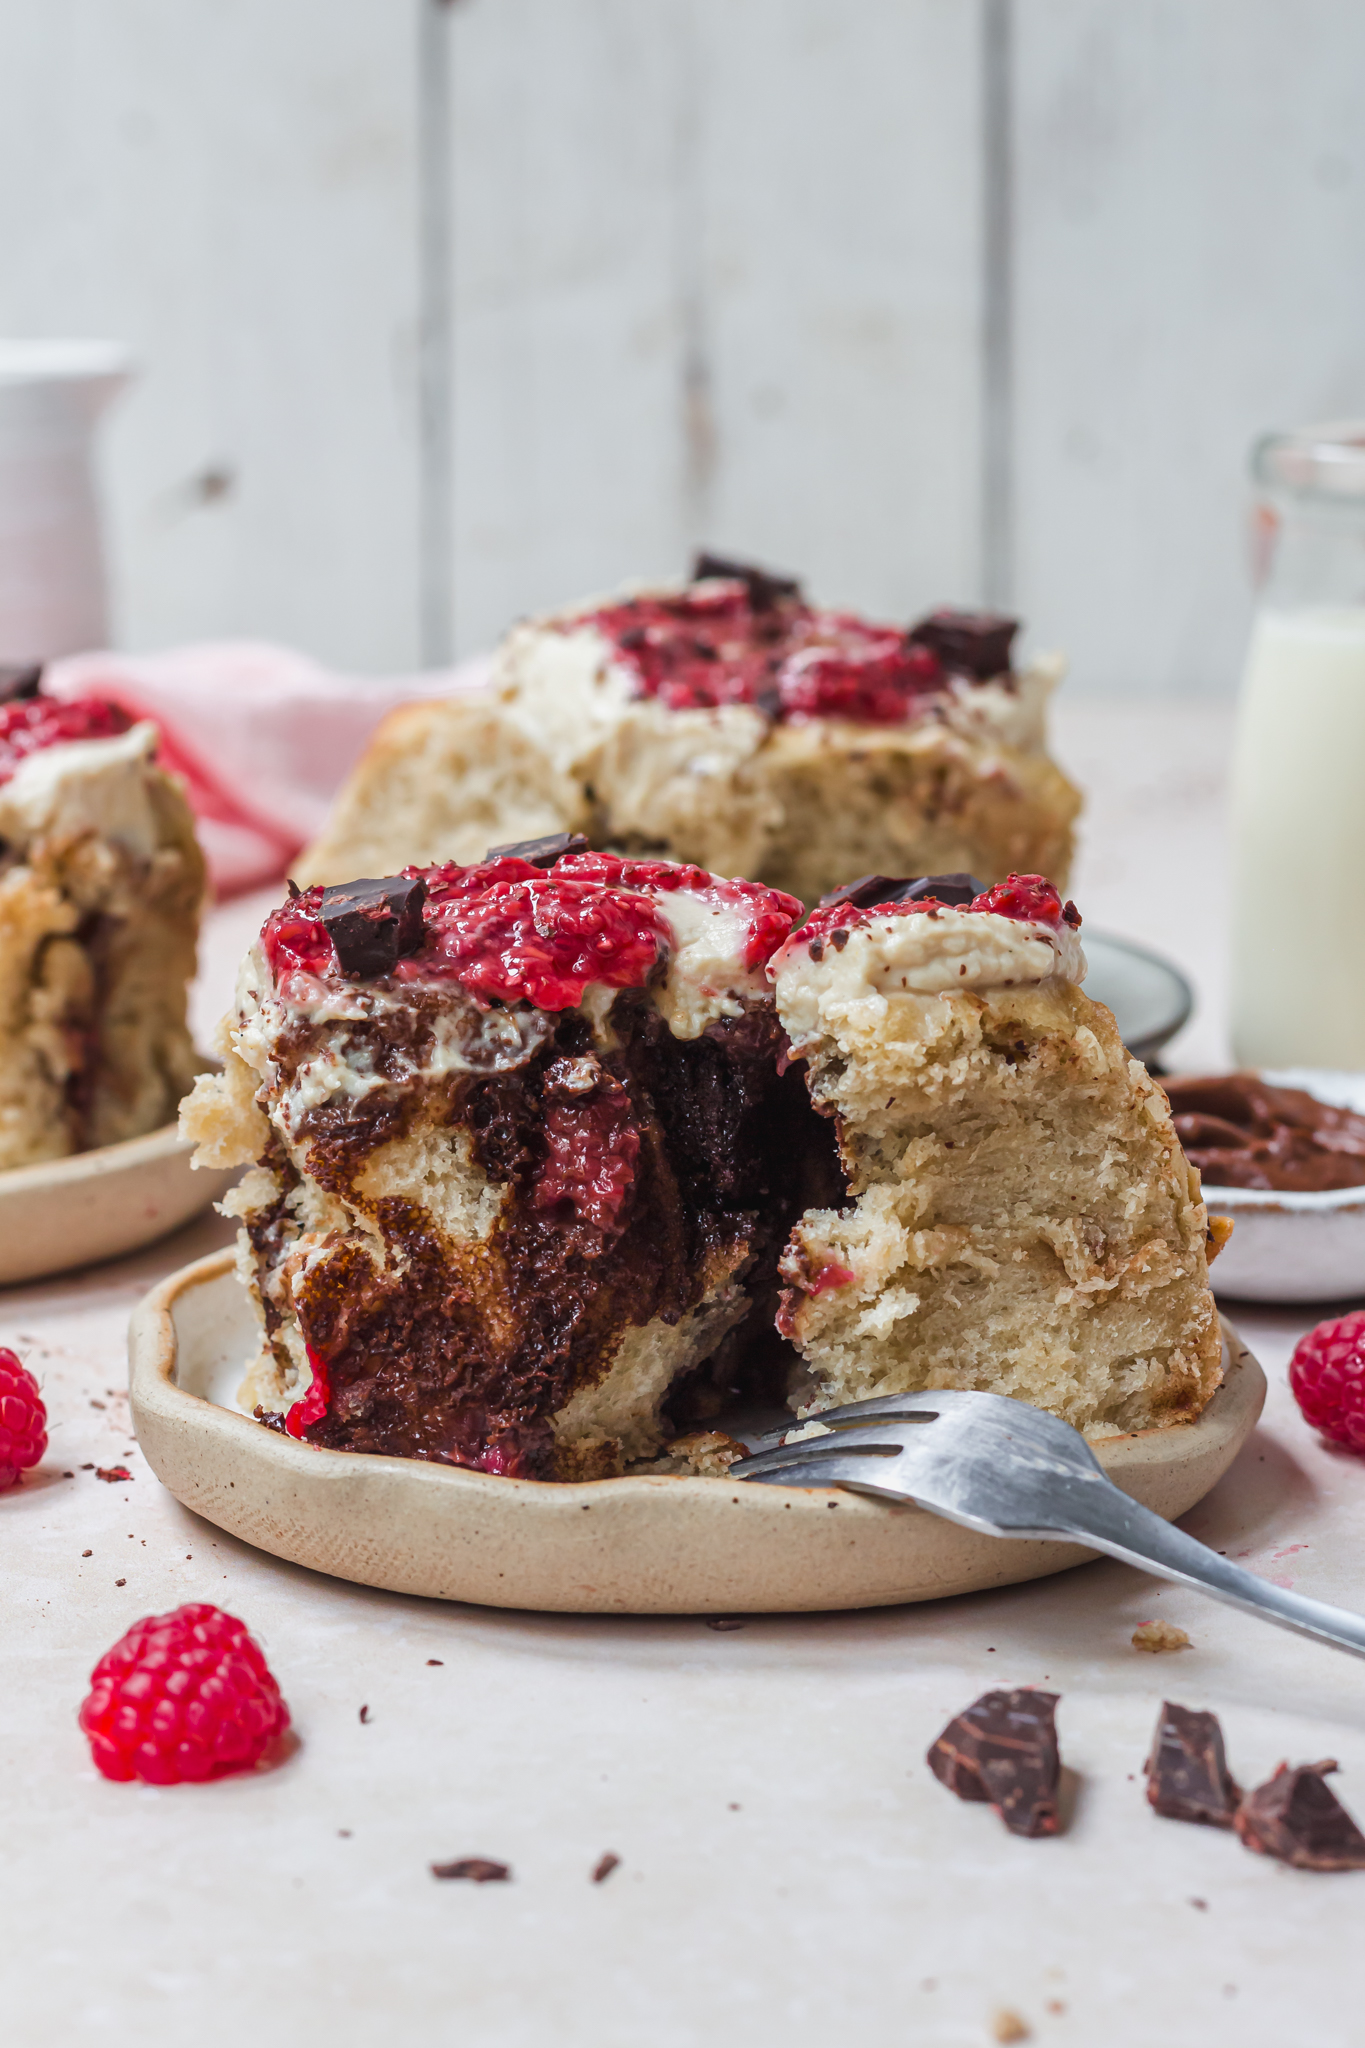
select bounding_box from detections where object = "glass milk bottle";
[1230,424,1365,1069]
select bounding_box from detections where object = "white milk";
[1230,605,1365,1066]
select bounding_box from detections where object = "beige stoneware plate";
[0,1125,238,1287]
[127,1250,1266,1615]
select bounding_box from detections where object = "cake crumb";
[991,2010,1030,2043]
[1132,1619,1191,1653]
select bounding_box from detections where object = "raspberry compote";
[795,873,1080,949]
[573,581,1015,726]
[262,852,802,1012]
[0,696,133,786]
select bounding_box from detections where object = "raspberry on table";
[78,1602,291,1784]
[1289,1309,1365,1454]
[0,1347,47,1490]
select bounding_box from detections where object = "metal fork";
[731,1389,1365,1660]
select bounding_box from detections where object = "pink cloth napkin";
[44,642,491,897]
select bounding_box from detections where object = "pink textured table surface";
[8,701,1365,2048]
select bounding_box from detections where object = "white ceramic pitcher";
[0,340,132,665]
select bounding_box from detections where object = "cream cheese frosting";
[0,720,163,859]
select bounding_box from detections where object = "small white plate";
[127,1250,1265,1615]
[0,1123,238,1287]
[1084,931,1194,1066]
[1202,1068,1365,1305]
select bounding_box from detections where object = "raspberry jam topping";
[574,580,1017,725]
[796,873,1080,949]
[0,696,134,785]
[262,852,802,1011]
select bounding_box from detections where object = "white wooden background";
[0,0,1361,690]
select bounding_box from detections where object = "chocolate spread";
[1164,1073,1365,1193]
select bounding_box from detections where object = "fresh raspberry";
[78,1603,291,1784]
[1289,1310,1365,1454]
[0,1347,46,1489]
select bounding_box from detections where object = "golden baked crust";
[296,693,1080,901]
[777,979,1222,1436]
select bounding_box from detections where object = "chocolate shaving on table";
[485,831,590,869]
[690,550,803,610]
[1234,1761,1365,1872]
[1144,1701,1241,1828]
[927,1688,1062,1838]
[817,871,984,914]
[906,608,1018,681]
[318,874,428,978]
[0,663,42,704]
[430,1857,512,1883]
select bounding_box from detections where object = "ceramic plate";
[1084,931,1194,1066]
[0,1123,237,1287]
[1201,1068,1365,1305]
[127,1250,1265,1615]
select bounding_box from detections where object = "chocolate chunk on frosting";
[907,608,1018,681]
[1144,1701,1241,1828]
[1234,1760,1365,1872]
[817,871,984,914]
[927,1688,1062,1838]
[690,550,803,610]
[0,664,42,705]
[318,874,428,978]
[485,831,589,869]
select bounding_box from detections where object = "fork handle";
[1048,1479,1365,1661]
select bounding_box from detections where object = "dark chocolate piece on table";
[319,874,428,978]
[430,1857,512,1883]
[485,831,590,869]
[907,608,1018,681]
[927,1687,1062,1838]
[0,664,43,704]
[817,872,984,914]
[691,550,803,610]
[1144,1701,1241,1828]
[1234,1761,1365,1872]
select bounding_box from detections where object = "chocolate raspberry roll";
[0,691,204,1167]
[298,557,1081,908]
[182,841,842,1479]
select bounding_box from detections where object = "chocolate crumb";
[81,1550,92,1558]
[95,1466,132,1483]
[431,1857,511,1883]
[358,1705,371,1724]
[80,1463,94,1471]
[89,1399,105,1410]
[927,1688,1061,1838]
[62,1472,73,1479]
[485,831,589,869]
[1234,1760,1365,1871]
[1190,1897,1208,1910]
[338,1829,352,1838]
[1144,1702,1240,1828]
[591,1852,620,1884]
[115,1579,126,1587]
[426,1659,444,1666]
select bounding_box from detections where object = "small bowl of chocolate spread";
[1164,1070,1365,1303]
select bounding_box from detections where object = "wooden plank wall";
[0,0,1361,689]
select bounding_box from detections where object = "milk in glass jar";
[1230,425,1365,1068]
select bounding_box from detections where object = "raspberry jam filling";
[0,696,134,785]
[574,581,1017,725]
[263,852,803,1011]
[796,873,1080,949]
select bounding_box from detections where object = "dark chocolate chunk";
[1144,1701,1241,1828]
[431,1857,512,1883]
[1234,1761,1365,1872]
[691,550,803,610]
[907,608,1018,681]
[817,872,984,914]
[485,831,589,869]
[318,874,428,979]
[927,1688,1062,1838]
[0,664,42,704]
